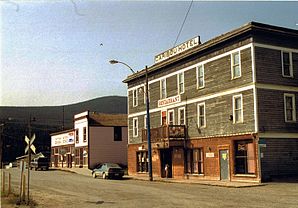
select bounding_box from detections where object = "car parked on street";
[30,157,50,171]
[92,163,124,179]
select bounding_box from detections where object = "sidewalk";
[53,167,264,188]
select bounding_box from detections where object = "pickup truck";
[30,157,50,171]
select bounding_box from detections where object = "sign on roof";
[154,36,200,64]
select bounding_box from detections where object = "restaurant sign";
[154,36,200,64]
[158,95,181,108]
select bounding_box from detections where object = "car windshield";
[106,163,120,168]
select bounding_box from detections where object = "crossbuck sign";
[25,134,36,154]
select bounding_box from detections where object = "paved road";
[3,168,298,208]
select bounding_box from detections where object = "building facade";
[124,22,298,182]
[51,111,128,169]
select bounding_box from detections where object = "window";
[197,103,206,128]
[133,118,138,137]
[231,51,241,79]
[178,107,185,125]
[54,147,59,154]
[197,65,204,88]
[177,72,184,94]
[114,126,122,141]
[234,140,255,174]
[83,127,87,142]
[161,111,167,126]
[143,85,150,104]
[75,129,79,143]
[144,115,147,129]
[168,110,175,125]
[284,94,296,122]
[233,95,243,123]
[137,151,148,172]
[133,89,138,107]
[186,148,204,174]
[160,79,167,99]
[281,51,293,77]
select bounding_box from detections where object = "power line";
[173,0,194,47]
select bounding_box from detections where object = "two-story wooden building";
[124,22,298,182]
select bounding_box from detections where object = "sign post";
[24,133,36,204]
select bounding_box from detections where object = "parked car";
[30,157,50,171]
[92,163,124,179]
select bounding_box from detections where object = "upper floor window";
[197,103,206,128]
[114,126,122,141]
[133,118,138,137]
[83,127,87,142]
[144,115,147,129]
[233,94,243,123]
[178,107,185,125]
[197,65,204,89]
[161,111,167,126]
[133,89,138,107]
[168,110,175,125]
[281,51,293,77]
[75,129,79,143]
[177,72,184,94]
[231,51,241,79]
[284,94,296,122]
[160,79,167,99]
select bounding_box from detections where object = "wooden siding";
[255,47,298,86]
[260,138,298,180]
[257,89,298,133]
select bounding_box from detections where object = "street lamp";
[110,59,153,181]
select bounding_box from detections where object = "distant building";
[51,111,128,169]
[123,22,298,182]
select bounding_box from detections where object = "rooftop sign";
[154,36,200,64]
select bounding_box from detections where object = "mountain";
[0,96,127,164]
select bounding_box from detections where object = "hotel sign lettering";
[158,95,181,108]
[154,36,200,64]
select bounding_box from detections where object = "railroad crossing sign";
[25,134,36,154]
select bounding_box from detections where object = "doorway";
[219,149,229,180]
[160,149,172,178]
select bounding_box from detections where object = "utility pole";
[27,116,32,204]
[0,123,4,169]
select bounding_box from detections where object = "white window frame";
[161,110,167,126]
[133,117,138,137]
[231,51,241,79]
[160,79,167,99]
[281,51,293,78]
[132,89,138,107]
[178,107,186,125]
[197,102,206,128]
[233,94,243,123]
[177,72,185,94]
[284,93,296,122]
[144,115,147,129]
[167,110,175,125]
[196,65,205,89]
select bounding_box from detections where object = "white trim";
[127,43,253,92]
[128,84,254,118]
[281,51,294,78]
[256,83,298,92]
[231,51,242,79]
[160,78,167,99]
[197,102,206,128]
[233,94,243,124]
[258,132,298,139]
[133,117,138,137]
[167,109,175,125]
[196,64,205,89]
[178,107,186,125]
[251,44,259,133]
[177,72,185,94]
[254,43,298,54]
[144,115,147,129]
[284,93,296,122]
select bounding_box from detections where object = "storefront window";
[137,151,148,173]
[186,148,204,174]
[234,140,255,174]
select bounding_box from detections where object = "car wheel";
[102,173,107,179]
[92,172,97,178]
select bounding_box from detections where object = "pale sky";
[1,0,298,106]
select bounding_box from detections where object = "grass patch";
[1,192,37,208]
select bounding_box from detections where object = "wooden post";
[19,161,24,202]
[8,172,11,195]
[2,171,5,195]
[22,173,26,201]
